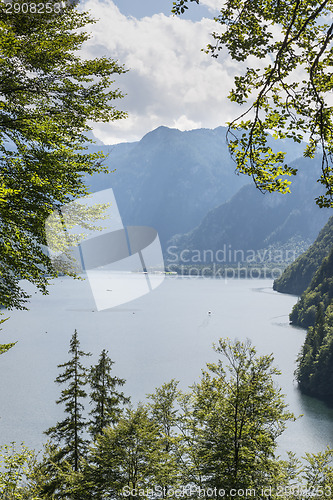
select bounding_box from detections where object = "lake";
[1,275,333,458]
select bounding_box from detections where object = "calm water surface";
[1,276,333,457]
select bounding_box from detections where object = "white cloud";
[200,0,222,12]
[81,0,241,144]
[173,115,202,131]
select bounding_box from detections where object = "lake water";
[1,275,333,458]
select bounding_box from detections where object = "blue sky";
[80,0,241,144]
[110,0,212,21]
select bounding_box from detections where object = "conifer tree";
[88,349,129,440]
[45,330,91,472]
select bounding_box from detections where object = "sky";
[79,0,243,144]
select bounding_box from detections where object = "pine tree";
[88,349,129,440]
[45,330,91,472]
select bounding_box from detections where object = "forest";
[273,216,333,402]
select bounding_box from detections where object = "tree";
[191,339,295,496]
[147,379,181,451]
[302,448,333,500]
[30,442,82,500]
[147,380,184,494]
[82,406,169,500]
[0,0,126,310]
[0,443,41,500]
[88,349,130,440]
[172,0,333,207]
[0,317,15,356]
[45,330,91,472]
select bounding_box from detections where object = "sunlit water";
[1,275,333,458]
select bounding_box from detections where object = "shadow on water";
[291,389,333,453]
[299,391,333,418]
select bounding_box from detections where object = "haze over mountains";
[168,157,331,262]
[86,126,330,258]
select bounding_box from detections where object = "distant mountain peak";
[84,130,105,145]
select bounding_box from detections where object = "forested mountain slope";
[294,248,333,402]
[280,230,333,403]
[273,217,333,296]
[290,246,333,328]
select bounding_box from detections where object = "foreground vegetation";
[1,334,333,499]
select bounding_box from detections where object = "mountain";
[85,126,305,247]
[166,156,331,264]
[271,213,333,404]
[293,247,333,403]
[273,216,333,296]
[290,245,333,328]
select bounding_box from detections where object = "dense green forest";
[2,332,333,499]
[290,247,333,329]
[291,247,333,402]
[273,217,333,403]
[273,217,333,296]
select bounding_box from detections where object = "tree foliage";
[83,406,170,500]
[273,216,333,296]
[296,303,333,401]
[172,0,333,207]
[0,443,40,499]
[45,330,91,472]
[189,339,295,496]
[88,349,129,440]
[290,246,333,328]
[69,339,299,499]
[147,380,185,492]
[277,233,333,402]
[9,337,333,499]
[0,316,15,355]
[0,0,126,309]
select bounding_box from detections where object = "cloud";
[81,0,241,144]
[200,0,222,12]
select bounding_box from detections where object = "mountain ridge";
[166,155,331,264]
[85,125,308,248]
